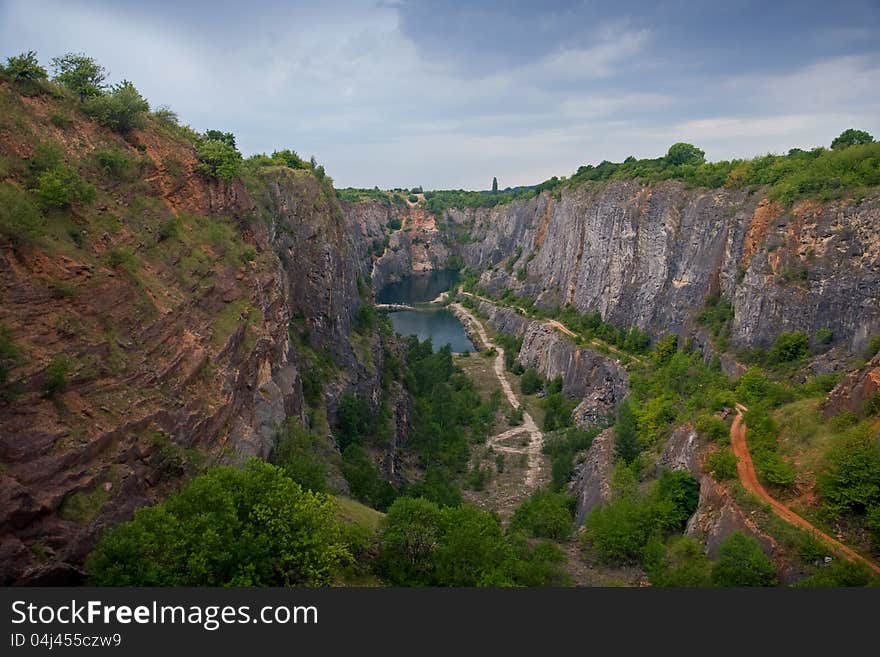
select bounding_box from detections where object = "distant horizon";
[1,0,878,189]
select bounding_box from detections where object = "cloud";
[1,0,878,188]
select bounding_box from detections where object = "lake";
[377,270,475,353]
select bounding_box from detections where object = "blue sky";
[2,0,878,189]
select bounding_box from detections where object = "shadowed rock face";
[470,299,629,428]
[440,182,880,355]
[570,427,615,526]
[0,161,400,584]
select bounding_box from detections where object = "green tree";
[711,532,777,586]
[376,497,444,585]
[831,128,874,150]
[434,504,512,586]
[335,393,372,449]
[509,489,574,540]
[614,400,641,463]
[4,51,47,90]
[50,53,106,98]
[34,165,95,209]
[87,460,349,585]
[492,176,498,193]
[273,419,327,492]
[520,368,543,395]
[817,424,880,515]
[666,142,706,166]
[84,80,149,133]
[195,132,242,181]
[769,331,808,363]
[205,129,236,148]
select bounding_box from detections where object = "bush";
[711,532,777,586]
[273,419,327,493]
[542,392,575,431]
[335,393,373,450]
[769,331,809,363]
[614,400,640,463]
[817,424,880,516]
[341,445,397,511]
[94,148,135,179]
[520,368,543,395]
[0,183,43,245]
[34,166,95,209]
[707,448,738,480]
[84,81,149,134]
[644,535,712,586]
[196,136,242,181]
[50,53,106,98]
[4,51,47,93]
[405,466,462,508]
[509,489,574,540]
[796,560,873,587]
[44,354,72,396]
[87,460,349,585]
[695,413,728,442]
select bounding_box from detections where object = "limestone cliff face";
[341,200,450,291]
[471,299,628,427]
[0,92,395,583]
[444,182,879,354]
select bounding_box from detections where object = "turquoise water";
[378,270,475,353]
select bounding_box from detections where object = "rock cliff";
[425,182,880,355]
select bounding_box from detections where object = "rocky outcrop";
[686,475,782,562]
[822,352,880,417]
[447,182,880,355]
[570,427,615,525]
[655,424,702,478]
[342,201,450,292]
[0,91,400,584]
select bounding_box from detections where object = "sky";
[1,0,879,189]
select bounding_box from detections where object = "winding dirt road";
[730,403,880,575]
[451,302,544,489]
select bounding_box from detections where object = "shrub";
[34,165,95,209]
[87,460,349,585]
[341,445,397,511]
[711,532,777,586]
[769,331,809,363]
[0,183,43,245]
[50,53,106,98]
[335,393,373,449]
[405,466,463,508]
[695,413,728,442]
[707,448,738,480]
[644,535,712,586]
[614,400,640,463]
[49,112,72,129]
[84,81,149,134]
[94,148,135,179]
[506,406,524,426]
[796,560,873,587]
[196,137,242,181]
[509,489,574,540]
[273,419,327,493]
[4,51,47,93]
[44,354,72,396]
[29,141,65,174]
[817,424,880,515]
[520,368,543,395]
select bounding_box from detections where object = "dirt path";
[730,403,880,575]
[451,302,544,489]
